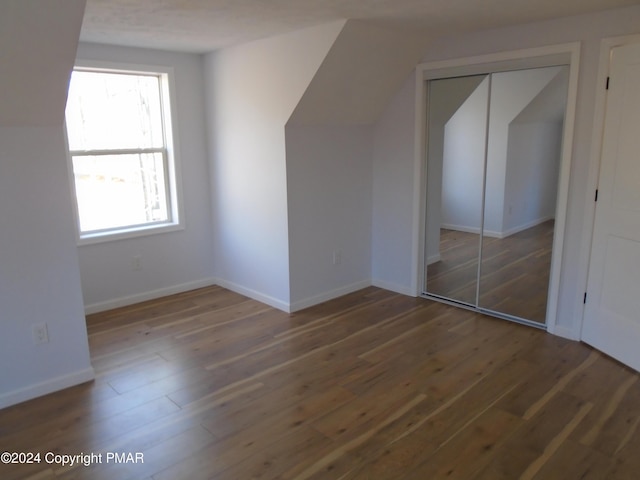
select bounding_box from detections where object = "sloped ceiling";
[80,0,640,53]
[0,0,86,127]
[288,20,429,126]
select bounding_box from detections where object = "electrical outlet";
[32,323,49,345]
[132,255,142,271]
[333,250,342,265]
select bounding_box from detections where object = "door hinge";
[584,292,588,304]
[595,189,599,202]
[606,76,610,90]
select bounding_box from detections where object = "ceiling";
[80,0,640,53]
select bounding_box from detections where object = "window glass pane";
[72,153,168,233]
[66,71,164,151]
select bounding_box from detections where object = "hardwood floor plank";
[55,425,216,480]
[578,374,640,458]
[200,385,354,442]
[579,375,637,446]
[473,393,591,479]
[529,439,615,480]
[523,350,599,420]
[520,401,593,480]
[496,340,593,418]
[155,386,356,480]
[214,426,333,480]
[402,407,521,480]
[292,394,427,480]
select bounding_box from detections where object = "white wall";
[284,20,430,309]
[0,128,94,408]
[371,74,417,294]
[370,5,640,334]
[0,0,93,409]
[286,125,373,309]
[204,22,344,310]
[74,43,216,312]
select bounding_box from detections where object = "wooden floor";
[1,286,640,479]
[426,221,554,323]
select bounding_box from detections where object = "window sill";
[77,222,184,246]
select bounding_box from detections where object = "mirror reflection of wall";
[424,66,569,325]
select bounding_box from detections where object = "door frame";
[580,33,640,341]
[410,43,581,334]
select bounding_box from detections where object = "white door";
[583,42,640,371]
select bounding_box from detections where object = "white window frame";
[65,60,184,245]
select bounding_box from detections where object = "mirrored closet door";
[423,65,569,326]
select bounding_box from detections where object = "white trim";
[411,64,428,297]
[546,44,580,338]
[0,368,95,410]
[84,277,217,314]
[214,278,291,313]
[415,44,577,80]
[77,222,185,246]
[426,254,441,266]
[414,42,581,335]
[547,323,580,341]
[577,33,640,342]
[289,280,372,312]
[372,279,416,297]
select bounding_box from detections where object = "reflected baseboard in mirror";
[426,220,553,324]
[425,229,479,306]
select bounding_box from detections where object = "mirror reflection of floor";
[426,220,553,323]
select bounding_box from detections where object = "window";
[65,64,181,243]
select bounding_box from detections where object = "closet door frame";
[411,43,581,333]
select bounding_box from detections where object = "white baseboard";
[289,280,372,312]
[214,278,291,313]
[0,367,95,410]
[427,253,441,265]
[371,279,415,297]
[84,277,218,314]
[547,323,580,341]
